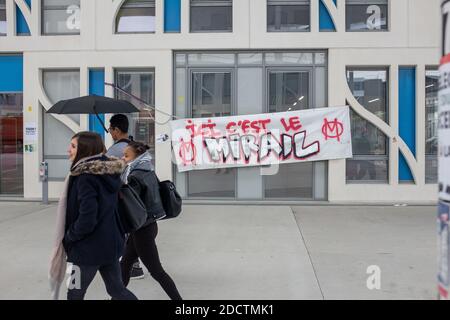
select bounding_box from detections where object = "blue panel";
[398,67,416,182]
[16,0,31,35]
[164,0,181,32]
[319,0,336,32]
[0,56,23,92]
[89,70,105,139]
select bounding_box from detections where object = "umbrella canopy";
[46,95,140,133]
[46,95,139,115]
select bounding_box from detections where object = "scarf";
[48,154,104,300]
[120,151,153,184]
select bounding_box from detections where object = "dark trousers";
[67,262,138,300]
[120,222,182,300]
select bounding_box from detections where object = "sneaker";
[130,266,145,280]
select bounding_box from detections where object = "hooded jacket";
[124,151,166,226]
[63,155,126,266]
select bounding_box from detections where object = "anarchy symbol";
[179,138,196,166]
[322,118,344,142]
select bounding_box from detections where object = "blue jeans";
[67,262,138,300]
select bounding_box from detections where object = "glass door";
[263,69,314,199]
[0,93,23,195]
[186,69,236,198]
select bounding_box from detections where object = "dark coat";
[128,167,166,226]
[63,155,126,266]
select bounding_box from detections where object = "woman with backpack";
[49,131,138,300]
[120,141,182,300]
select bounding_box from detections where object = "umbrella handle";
[93,107,109,133]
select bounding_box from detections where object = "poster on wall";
[438,201,450,299]
[439,0,450,299]
[170,106,353,173]
[24,122,37,142]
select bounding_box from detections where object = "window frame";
[115,0,156,34]
[266,0,311,33]
[345,66,390,184]
[41,68,80,182]
[114,68,157,166]
[425,66,439,184]
[189,0,233,33]
[345,0,389,33]
[173,50,328,201]
[41,0,81,36]
[0,0,6,36]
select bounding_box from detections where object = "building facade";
[0,0,441,203]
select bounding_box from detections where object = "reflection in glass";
[42,0,81,35]
[190,0,232,32]
[0,0,6,36]
[269,71,309,112]
[192,72,231,118]
[0,93,23,195]
[346,68,389,182]
[188,168,236,198]
[346,0,388,31]
[426,69,439,183]
[266,70,314,199]
[265,162,313,199]
[43,70,80,124]
[267,0,310,32]
[116,0,155,33]
[116,70,156,166]
[346,159,388,182]
[189,71,235,198]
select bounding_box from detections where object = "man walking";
[107,114,145,280]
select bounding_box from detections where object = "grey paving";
[291,205,436,300]
[0,202,438,300]
[0,203,322,300]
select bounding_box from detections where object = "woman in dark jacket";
[63,131,137,300]
[120,141,182,300]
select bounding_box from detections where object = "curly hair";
[127,141,150,156]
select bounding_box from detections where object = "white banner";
[171,106,353,172]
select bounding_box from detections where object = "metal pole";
[438,0,450,300]
[40,161,48,205]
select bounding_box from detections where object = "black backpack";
[158,179,182,220]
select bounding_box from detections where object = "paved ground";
[0,202,437,300]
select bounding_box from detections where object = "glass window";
[265,52,313,65]
[265,69,313,199]
[116,0,155,33]
[346,0,388,32]
[42,0,80,35]
[426,68,439,183]
[267,0,310,32]
[42,70,80,181]
[188,53,235,66]
[190,0,232,32]
[115,69,156,166]
[265,162,313,198]
[176,54,186,66]
[238,53,263,65]
[346,68,389,182]
[174,51,327,200]
[0,93,23,194]
[192,72,232,118]
[43,70,80,124]
[0,0,6,36]
[269,71,309,112]
[188,168,236,198]
[189,70,235,198]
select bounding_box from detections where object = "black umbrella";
[46,95,139,132]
